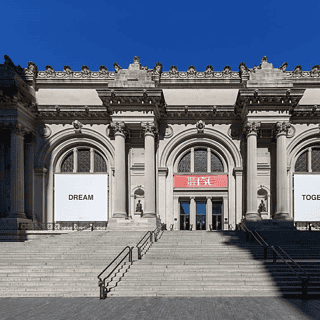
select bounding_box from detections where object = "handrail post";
[154,231,158,242]
[273,248,277,263]
[264,246,267,260]
[302,278,308,298]
[129,247,132,263]
[99,279,106,299]
[149,232,153,243]
[138,247,141,260]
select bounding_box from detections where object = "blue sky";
[2,0,320,72]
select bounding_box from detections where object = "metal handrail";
[209,224,212,231]
[169,224,174,231]
[270,245,310,296]
[189,224,193,231]
[98,246,133,299]
[136,225,163,259]
[242,223,310,296]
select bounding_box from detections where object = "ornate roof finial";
[113,62,122,73]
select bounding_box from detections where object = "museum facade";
[1,55,320,231]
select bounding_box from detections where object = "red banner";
[174,175,228,188]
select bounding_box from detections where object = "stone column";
[233,167,243,226]
[190,197,196,230]
[111,122,127,218]
[274,122,291,220]
[25,134,36,220]
[9,123,27,220]
[245,121,261,221]
[34,168,48,223]
[206,197,212,230]
[73,148,78,173]
[142,122,156,218]
[190,148,195,172]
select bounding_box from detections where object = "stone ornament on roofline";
[25,61,38,77]
[153,62,163,75]
[310,65,320,77]
[204,65,214,77]
[63,65,73,77]
[238,62,249,78]
[222,65,232,77]
[169,65,179,77]
[187,65,197,77]
[45,65,55,77]
[196,120,205,133]
[72,120,83,133]
[292,65,302,78]
[113,62,122,73]
[278,62,288,72]
[81,65,91,77]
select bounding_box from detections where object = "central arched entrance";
[174,146,228,230]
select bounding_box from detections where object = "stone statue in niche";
[258,200,267,216]
[135,200,143,217]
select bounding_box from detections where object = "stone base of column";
[112,212,127,219]
[0,217,32,231]
[142,212,156,218]
[245,212,262,221]
[274,212,293,221]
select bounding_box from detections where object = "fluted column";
[274,122,291,220]
[190,197,196,230]
[25,133,36,220]
[245,121,261,221]
[142,122,156,218]
[9,124,27,219]
[111,122,127,218]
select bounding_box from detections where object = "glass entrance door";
[180,201,190,230]
[196,200,206,230]
[212,201,222,230]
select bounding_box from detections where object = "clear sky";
[2,0,320,72]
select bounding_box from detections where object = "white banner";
[54,174,108,221]
[294,174,320,221]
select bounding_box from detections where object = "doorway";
[212,200,222,230]
[180,201,190,230]
[196,200,206,230]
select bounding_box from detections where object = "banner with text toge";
[54,174,108,221]
[174,174,228,188]
[294,174,320,221]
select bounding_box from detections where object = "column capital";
[190,196,195,200]
[111,121,128,137]
[34,167,48,176]
[142,122,158,136]
[206,196,212,200]
[9,123,28,137]
[274,121,291,137]
[244,121,261,137]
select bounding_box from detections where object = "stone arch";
[36,127,115,169]
[160,127,242,169]
[37,127,115,224]
[287,127,320,218]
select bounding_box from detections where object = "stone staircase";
[108,231,320,297]
[0,231,145,297]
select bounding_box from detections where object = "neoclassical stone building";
[1,55,320,231]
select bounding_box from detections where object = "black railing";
[241,221,310,297]
[136,225,163,259]
[97,246,133,299]
[209,224,212,231]
[270,245,310,296]
[189,224,193,231]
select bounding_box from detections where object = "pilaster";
[190,197,196,230]
[206,197,212,230]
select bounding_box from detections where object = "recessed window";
[60,147,107,173]
[178,148,224,173]
[295,147,320,173]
